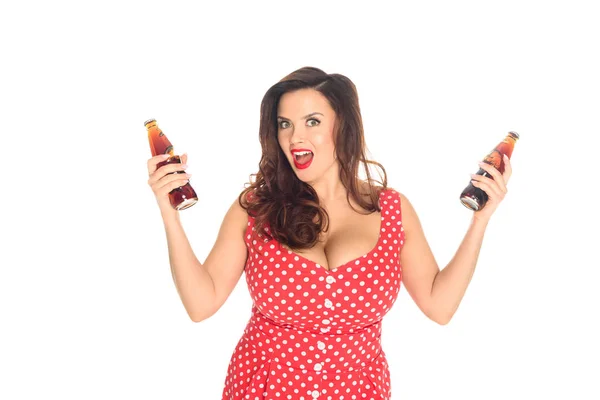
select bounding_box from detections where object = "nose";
[290,126,306,145]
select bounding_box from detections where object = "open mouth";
[292,150,314,169]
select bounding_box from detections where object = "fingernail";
[503,154,508,159]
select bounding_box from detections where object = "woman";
[146,67,512,399]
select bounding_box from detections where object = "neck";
[307,161,348,202]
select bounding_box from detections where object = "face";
[277,88,338,184]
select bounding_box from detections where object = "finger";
[149,172,192,191]
[502,154,512,182]
[148,162,188,184]
[156,176,191,196]
[471,173,507,195]
[471,172,503,187]
[147,153,171,175]
[181,152,187,165]
[471,178,504,198]
[478,161,508,192]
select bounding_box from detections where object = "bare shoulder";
[225,193,250,236]
[385,188,418,233]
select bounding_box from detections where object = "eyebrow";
[277,112,324,121]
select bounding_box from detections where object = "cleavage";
[285,211,382,271]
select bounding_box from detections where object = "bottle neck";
[507,131,519,142]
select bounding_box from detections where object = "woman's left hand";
[470,154,513,222]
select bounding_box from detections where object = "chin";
[293,172,313,183]
[293,169,318,184]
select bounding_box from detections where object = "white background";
[1,0,599,399]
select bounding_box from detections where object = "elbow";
[190,314,206,323]
[434,315,452,325]
[189,311,213,323]
[188,304,218,323]
[427,308,453,325]
[425,299,455,325]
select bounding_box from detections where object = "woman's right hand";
[147,153,191,214]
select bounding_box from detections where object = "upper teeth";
[294,151,312,156]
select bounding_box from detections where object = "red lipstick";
[291,148,314,170]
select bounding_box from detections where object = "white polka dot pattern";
[222,189,405,399]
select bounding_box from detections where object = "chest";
[243,206,403,331]
[282,206,383,272]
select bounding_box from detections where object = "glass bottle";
[145,119,198,211]
[460,131,520,211]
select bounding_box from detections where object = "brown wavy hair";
[238,66,387,251]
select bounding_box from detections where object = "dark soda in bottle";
[145,119,198,211]
[460,131,519,211]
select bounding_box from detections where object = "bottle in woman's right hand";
[147,153,194,214]
[146,119,198,211]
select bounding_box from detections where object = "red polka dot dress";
[222,189,405,400]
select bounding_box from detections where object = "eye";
[278,120,291,129]
[307,118,320,127]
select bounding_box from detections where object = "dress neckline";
[275,189,387,274]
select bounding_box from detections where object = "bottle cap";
[508,131,520,139]
[144,119,156,126]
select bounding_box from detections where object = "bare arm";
[398,192,488,325]
[162,197,248,322]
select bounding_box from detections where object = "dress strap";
[379,188,405,249]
